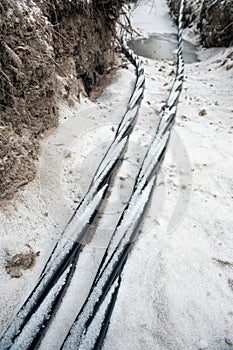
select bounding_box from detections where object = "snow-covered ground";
[0,0,233,349]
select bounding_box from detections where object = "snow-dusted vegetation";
[0,0,125,199]
[168,0,233,47]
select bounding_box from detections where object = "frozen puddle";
[129,0,199,64]
[129,33,199,63]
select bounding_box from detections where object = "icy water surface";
[129,33,199,64]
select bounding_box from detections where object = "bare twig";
[213,258,233,267]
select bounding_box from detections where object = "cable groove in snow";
[62,0,185,348]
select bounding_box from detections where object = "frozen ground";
[0,0,233,349]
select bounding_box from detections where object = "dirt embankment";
[0,0,126,200]
[168,0,233,47]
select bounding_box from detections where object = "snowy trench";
[0,7,147,349]
[0,0,233,350]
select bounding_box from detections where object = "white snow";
[78,278,119,350]
[130,0,176,36]
[10,264,72,350]
[62,176,156,349]
[0,0,233,349]
[102,2,233,350]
